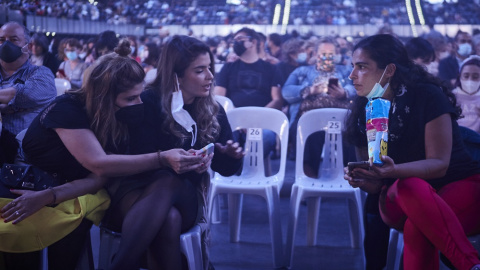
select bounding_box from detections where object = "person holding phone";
[344,34,480,270]
[282,37,356,177]
[106,35,244,270]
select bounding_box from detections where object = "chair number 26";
[248,128,262,140]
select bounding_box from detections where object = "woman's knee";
[158,207,182,241]
[393,177,432,199]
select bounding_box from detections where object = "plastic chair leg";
[306,197,321,246]
[347,197,363,249]
[180,225,204,270]
[211,196,221,224]
[386,229,404,270]
[228,193,243,243]
[285,185,302,268]
[266,186,284,268]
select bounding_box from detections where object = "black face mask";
[115,103,144,126]
[233,40,247,56]
[0,40,25,63]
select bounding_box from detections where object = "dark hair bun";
[114,39,131,57]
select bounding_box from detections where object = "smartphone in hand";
[347,161,370,173]
[197,143,214,156]
[328,78,338,87]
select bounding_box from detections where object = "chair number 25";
[327,121,341,134]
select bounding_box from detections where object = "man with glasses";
[0,21,56,164]
[439,30,474,88]
[214,27,283,159]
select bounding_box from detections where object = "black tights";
[108,170,198,270]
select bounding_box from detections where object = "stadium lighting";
[405,0,418,37]
[281,0,291,35]
[272,4,281,26]
[415,0,426,26]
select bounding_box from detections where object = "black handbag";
[0,164,66,199]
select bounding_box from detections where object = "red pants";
[379,175,480,270]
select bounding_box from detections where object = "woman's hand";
[328,83,346,99]
[215,140,245,159]
[191,152,213,174]
[347,156,396,181]
[344,166,385,194]
[160,148,204,174]
[1,189,53,224]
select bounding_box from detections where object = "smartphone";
[347,161,370,172]
[328,78,338,87]
[197,143,214,156]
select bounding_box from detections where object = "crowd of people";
[0,16,480,269]
[4,0,480,27]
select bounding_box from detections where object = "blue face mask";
[65,51,78,60]
[457,43,472,57]
[366,67,389,100]
[296,52,307,63]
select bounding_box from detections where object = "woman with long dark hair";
[344,34,480,270]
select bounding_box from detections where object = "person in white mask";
[453,55,480,133]
[114,35,244,270]
[56,38,88,89]
[439,30,473,88]
[345,34,480,270]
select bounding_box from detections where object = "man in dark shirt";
[214,27,284,159]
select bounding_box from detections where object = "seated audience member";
[29,33,60,75]
[108,35,244,269]
[439,30,474,88]
[94,30,119,58]
[452,55,480,133]
[56,38,88,89]
[345,34,480,270]
[276,38,306,86]
[405,37,436,68]
[0,21,56,164]
[141,42,160,74]
[282,37,355,176]
[214,27,283,159]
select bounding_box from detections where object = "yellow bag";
[0,189,110,253]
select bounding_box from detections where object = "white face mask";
[438,51,450,60]
[366,67,389,100]
[460,79,480,95]
[171,74,197,146]
[457,43,472,57]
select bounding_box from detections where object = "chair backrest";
[214,95,235,112]
[54,78,71,96]
[227,107,289,180]
[145,68,157,84]
[296,108,348,180]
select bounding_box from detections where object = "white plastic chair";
[40,230,94,270]
[98,224,204,270]
[54,78,71,96]
[207,106,289,268]
[210,94,235,224]
[285,108,365,268]
[386,229,480,270]
[214,95,235,112]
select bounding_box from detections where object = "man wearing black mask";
[214,27,284,160]
[0,21,56,164]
